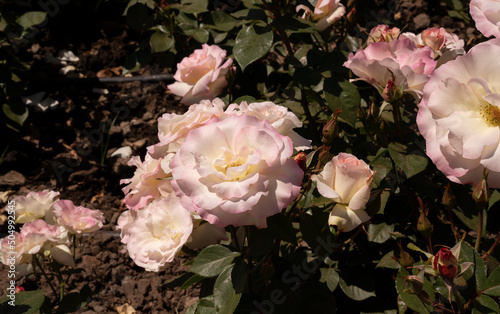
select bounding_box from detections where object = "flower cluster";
[344,25,464,100]
[0,190,104,275]
[119,97,315,270]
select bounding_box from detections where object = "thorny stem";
[482,232,500,260]
[446,206,459,239]
[390,100,403,140]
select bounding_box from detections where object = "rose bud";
[421,27,446,52]
[322,109,341,145]
[293,152,307,173]
[433,247,458,279]
[382,79,402,102]
[417,198,433,240]
[15,286,25,293]
[442,184,456,210]
[472,169,489,209]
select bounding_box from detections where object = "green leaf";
[178,0,209,14]
[395,268,432,313]
[190,245,241,277]
[323,79,359,127]
[320,268,340,292]
[3,103,28,128]
[126,3,150,31]
[388,142,428,179]
[214,264,242,313]
[180,274,205,290]
[460,242,487,294]
[488,190,500,210]
[0,290,45,314]
[233,25,273,72]
[339,271,376,301]
[482,266,500,297]
[209,11,239,32]
[149,32,174,53]
[196,295,217,314]
[376,250,400,269]
[473,294,499,314]
[267,213,297,245]
[16,11,47,29]
[367,222,394,244]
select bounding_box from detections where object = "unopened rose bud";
[417,208,433,239]
[442,184,456,210]
[433,247,458,279]
[472,169,489,209]
[382,80,401,102]
[315,146,332,170]
[15,286,25,293]
[322,109,341,145]
[395,241,414,267]
[421,28,446,52]
[293,152,307,173]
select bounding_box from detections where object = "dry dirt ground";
[0,0,482,313]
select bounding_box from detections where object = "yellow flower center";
[479,104,500,127]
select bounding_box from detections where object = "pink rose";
[53,200,104,234]
[311,153,375,232]
[148,98,230,157]
[344,38,437,99]
[170,114,304,228]
[121,154,175,210]
[367,25,401,44]
[14,190,60,224]
[401,28,465,67]
[417,38,500,187]
[433,247,458,279]
[167,44,233,105]
[117,197,193,271]
[470,0,500,38]
[236,101,312,151]
[298,0,346,31]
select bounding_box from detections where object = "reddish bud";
[15,286,25,293]
[293,152,307,173]
[322,109,341,145]
[382,80,402,102]
[433,247,458,279]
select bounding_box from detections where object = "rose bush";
[170,114,304,228]
[417,38,500,187]
[311,153,374,232]
[167,44,233,105]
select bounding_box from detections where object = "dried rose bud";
[442,184,456,210]
[322,109,341,145]
[472,170,489,209]
[433,247,458,279]
[293,152,307,173]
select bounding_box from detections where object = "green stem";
[482,232,500,260]
[33,256,59,301]
[475,207,484,251]
[100,113,119,166]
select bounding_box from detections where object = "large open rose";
[470,0,500,38]
[117,197,193,272]
[167,44,233,105]
[344,38,437,99]
[170,114,304,228]
[417,38,500,187]
[311,153,375,232]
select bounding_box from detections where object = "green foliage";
[0,290,45,314]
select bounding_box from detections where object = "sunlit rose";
[53,200,105,234]
[121,154,175,210]
[417,38,500,187]
[14,190,60,224]
[168,44,233,105]
[311,153,375,232]
[297,0,346,31]
[170,114,304,228]
[117,197,193,272]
